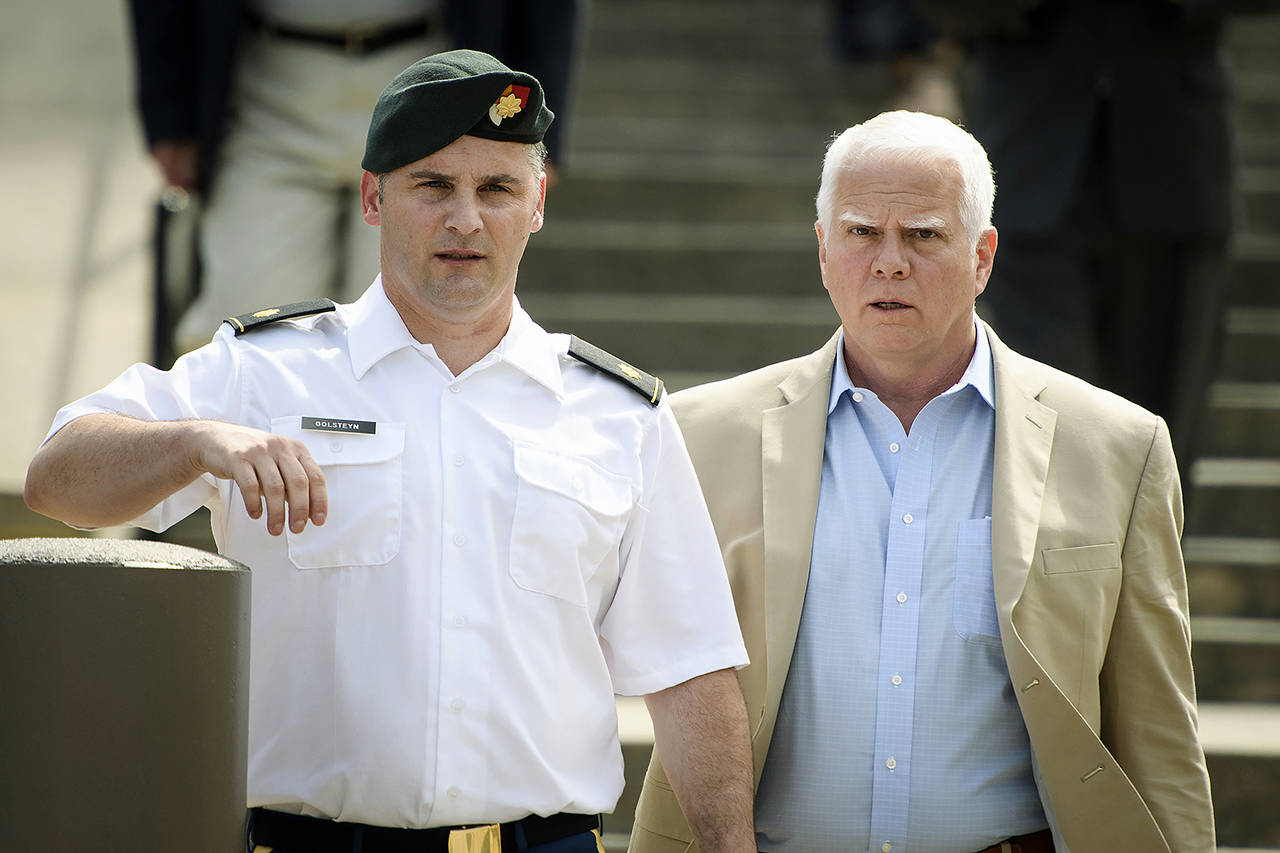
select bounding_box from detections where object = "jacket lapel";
[757,332,839,765]
[989,323,1057,619]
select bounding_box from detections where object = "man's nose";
[873,236,909,279]
[445,195,483,234]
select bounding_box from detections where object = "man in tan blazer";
[630,112,1213,853]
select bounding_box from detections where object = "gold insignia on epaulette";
[252,308,281,319]
[618,362,642,381]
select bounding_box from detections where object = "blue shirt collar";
[828,315,995,415]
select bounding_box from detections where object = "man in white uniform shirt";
[26,51,755,853]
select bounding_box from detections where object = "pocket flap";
[513,442,632,516]
[1042,543,1121,574]
[273,417,405,466]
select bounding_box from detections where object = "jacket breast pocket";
[271,417,405,570]
[954,516,1000,644]
[1042,543,1121,575]
[510,442,633,607]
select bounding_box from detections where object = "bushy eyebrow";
[406,168,451,182]
[837,211,875,228]
[404,169,526,187]
[901,216,947,231]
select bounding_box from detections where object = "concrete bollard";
[0,537,250,851]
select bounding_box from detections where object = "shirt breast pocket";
[954,516,1000,644]
[510,442,633,607]
[271,417,405,570]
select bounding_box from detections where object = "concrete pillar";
[0,537,250,851]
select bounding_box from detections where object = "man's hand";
[644,669,756,852]
[25,414,327,535]
[150,140,198,191]
[186,421,327,535]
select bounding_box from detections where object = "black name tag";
[301,416,376,435]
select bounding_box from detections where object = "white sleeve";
[600,400,749,696]
[42,330,244,533]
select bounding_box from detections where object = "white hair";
[815,111,995,247]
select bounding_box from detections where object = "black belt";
[243,10,435,57]
[250,807,601,853]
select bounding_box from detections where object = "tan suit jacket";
[630,324,1214,853]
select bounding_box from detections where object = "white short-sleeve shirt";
[46,280,748,828]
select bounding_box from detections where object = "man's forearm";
[24,413,205,528]
[645,668,755,853]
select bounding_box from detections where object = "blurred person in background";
[915,0,1274,475]
[128,0,581,360]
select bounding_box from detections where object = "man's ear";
[360,171,382,226]
[974,226,998,298]
[815,220,830,291]
[530,171,547,234]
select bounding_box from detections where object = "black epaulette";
[222,299,336,335]
[567,336,664,406]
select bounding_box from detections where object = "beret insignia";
[489,84,530,125]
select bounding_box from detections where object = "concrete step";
[583,1,826,65]
[519,223,815,299]
[1200,400,1280,457]
[569,113,840,158]
[1217,308,1280,382]
[1190,561,1280,620]
[519,290,835,375]
[1243,168,1280,230]
[1230,237,1280,305]
[1239,131,1280,168]
[547,172,818,225]
[1186,480,1280,538]
[1200,702,1280,848]
[1192,617,1280,702]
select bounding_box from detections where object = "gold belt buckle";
[447,823,502,853]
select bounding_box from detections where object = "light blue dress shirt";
[755,321,1048,853]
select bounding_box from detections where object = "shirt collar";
[492,296,565,399]
[346,280,563,398]
[828,314,995,414]
[346,277,418,380]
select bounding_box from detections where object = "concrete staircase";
[517,1,1280,849]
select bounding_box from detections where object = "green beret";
[362,49,555,173]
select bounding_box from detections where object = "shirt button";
[329,441,343,453]
[852,392,864,403]
[453,454,465,467]
[885,757,897,770]
[449,384,461,394]
[902,513,914,524]
[891,673,903,686]
[450,698,464,713]
[889,442,900,453]
[882,843,893,853]
[452,533,466,547]
[447,786,460,799]
[453,614,466,628]
[896,592,908,604]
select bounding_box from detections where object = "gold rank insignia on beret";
[223,298,336,335]
[489,84,530,126]
[567,336,665,406]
